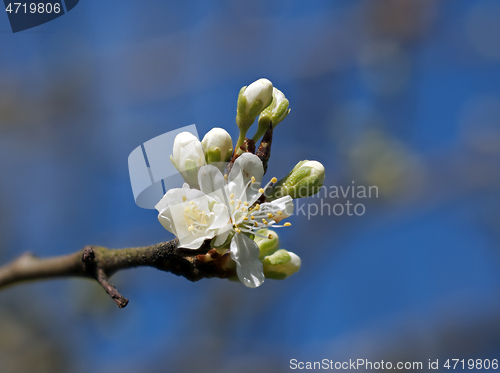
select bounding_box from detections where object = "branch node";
[81,247,95,263]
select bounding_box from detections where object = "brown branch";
[0,239,236,308]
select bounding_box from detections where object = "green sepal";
[263,249,291,266]
[206,147,222,163]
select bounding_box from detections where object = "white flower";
[240,78,273,117]
[199,153,294,288]
[170,132,207,189]
[201,128,233,169]
[156,153,294,288]
[155,183,228,249]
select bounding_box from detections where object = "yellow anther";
[188,225,195,231]
[254,204,260,211]
[284,222,291,226]
[262,219,267,224]
[241,207,247,212]
[267,213,273,218]
[230,193,235,199]
[243,202,249,206]
[251,176,256,183]
[254,222,259,227]
[230,200,234,205]
[243,216,248,221]
[235,227,241,233]
[258,188,264,193]
[268,234,273,239]
[271,177,277,183]
[250,215,255,220]
[182,196,187,202]
[189,201,194,205]
[224,174,228,180]
[277,210,283,215]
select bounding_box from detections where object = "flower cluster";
[155,78,325,288]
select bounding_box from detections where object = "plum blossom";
[155,153,294,288]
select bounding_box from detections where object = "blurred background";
[1,0,500,372]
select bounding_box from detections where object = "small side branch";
[96,267,129,308]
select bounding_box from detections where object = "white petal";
[261,196,294,223]
[198,165,226,203]
[155,187,184,212]
[213,229,232,247]
[230,233,265,288]
[229,153,264,186]
[179,232,213,249]
[210,203,232,230]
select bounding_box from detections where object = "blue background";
[1,1,500,372]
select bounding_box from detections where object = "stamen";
[243,202,249,206]
[224,174,228,180]
[267,213,273,218]
[271,177,277,183]
[268,234,273,239]
[277,210,283,215]
[251,176,256,183]
[250,216,255,220]
[188,225,195,231]
[182,196,187,202]
[230,193,235,199]
[235,227,241,233]
[243,217,248,221]
[284,222,291,226]
[258,188,264,193]
[254,222,258,227]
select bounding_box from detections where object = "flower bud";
[201,128,233,170]
[267,160,325,200]
[235,78,273,149]
[253,88,290,141]
[253,229,280,260]
[170,132,206,188]
[262,249,301,280]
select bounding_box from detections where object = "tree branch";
[0,239,236,308]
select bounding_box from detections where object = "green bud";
[253,229,280,260]
[235,78,273,149]
[267,160,325,200]
[262,249,301,280]
[253,88,290,142]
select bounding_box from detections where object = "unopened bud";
[262,249,301,280]
[235,78,273,149]
[253,229,280,260]
[170,132,206,189]
[201,128,233,170]
[267,160,325,200]
[253,88,290,141]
